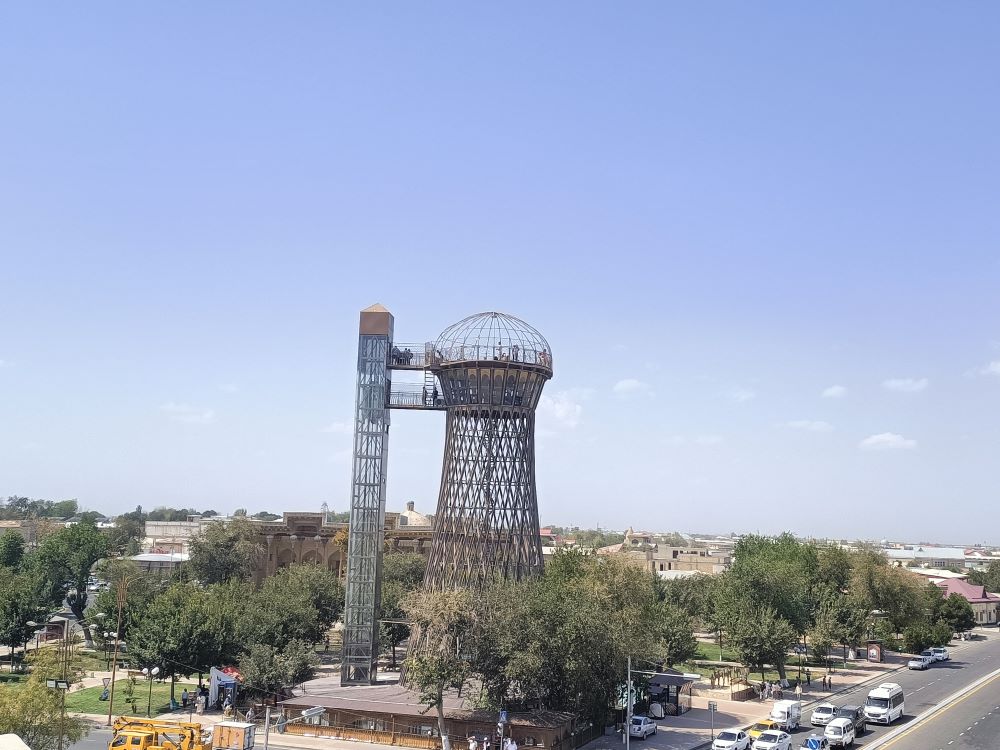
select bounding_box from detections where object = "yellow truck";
[109,717,256,750]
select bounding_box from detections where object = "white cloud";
[219,383,239,393]
[322,421,353,435]
[882,377,928,393]
[160,402,216,425]
[727,387,756,403]
[539,388,593,429]
[821,385,847,399]
[613,378,650,396]
[858,432,917,451]
[786,420,834,433]
[977,362,1000,377]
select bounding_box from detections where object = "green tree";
[238,639,319,705]
[87,560,163,637]
[34,520,110,642]
[0,569,52,669]
[727,606,798,681]
[654,603,698,668]
[403,589,476,750]
[379,580,410,669]
[0,530,26,569]
[378,552,427,668]
[187,518,263,584]
[126,583,221,701]
[0,669,89,750]
[107,516,145,556]
[251,511,281,521]
[967,560,1000,592]
[261,564,344,630]
[938,593,976,634]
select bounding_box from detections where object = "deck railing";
[388,384,445,409]
[389,343,553,372]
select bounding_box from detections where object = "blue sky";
[2,3,999,542]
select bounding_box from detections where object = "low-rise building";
[883,545,967,569]
[597,527,731,575]
[934,579,1000,626]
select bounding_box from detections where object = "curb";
[862,665,1000,749]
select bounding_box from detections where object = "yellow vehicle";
[747,719,780,740]
[110,718,219,750]
[109,717,255,750]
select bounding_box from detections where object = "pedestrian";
[181,688,188,708]
[246,706,255,722]
[806,669,811,686]
[828,675,833,690]
[469,737,478,750]
[324,636,329,652]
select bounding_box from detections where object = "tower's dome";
[434,312,552,370]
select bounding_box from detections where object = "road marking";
[867,667,1000,749]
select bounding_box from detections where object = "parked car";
[629,716,657,739]
[931,647,950,661]
[907,655,931,670]
[748,720,780,740]
[824,718,855,747]
[752,730,791,750]
[799,736,829,750]
[920,649,935,661]
[712,729,751,750]
[833,706,866,734]
[810,704,837,727]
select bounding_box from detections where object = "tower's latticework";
[423,312,553,590]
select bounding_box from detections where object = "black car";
[834,705,866,734]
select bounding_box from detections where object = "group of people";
[757,681,784,701]
[391,347,416,366]
[179,685,210,714]
[468,737,518,750]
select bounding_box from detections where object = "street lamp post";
[107,576,136,727]
[103,631,113,671]
[142,666,161,717]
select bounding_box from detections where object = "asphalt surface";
[785,631,1000,748]
[68,728,112,750]
[874,668,1000,750]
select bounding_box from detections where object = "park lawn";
[693,640,740,663]
[65,679,198,716]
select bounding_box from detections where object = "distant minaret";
[321,501,330,523]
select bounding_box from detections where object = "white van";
[864,683,904,724]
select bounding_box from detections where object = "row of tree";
[403,550,698,747]
[658,534,977,681]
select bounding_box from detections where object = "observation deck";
[389,342,553,373]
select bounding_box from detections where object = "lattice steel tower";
[423,312,553,590]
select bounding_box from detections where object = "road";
[786,631,1000,748]
[874,668,1000,750]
